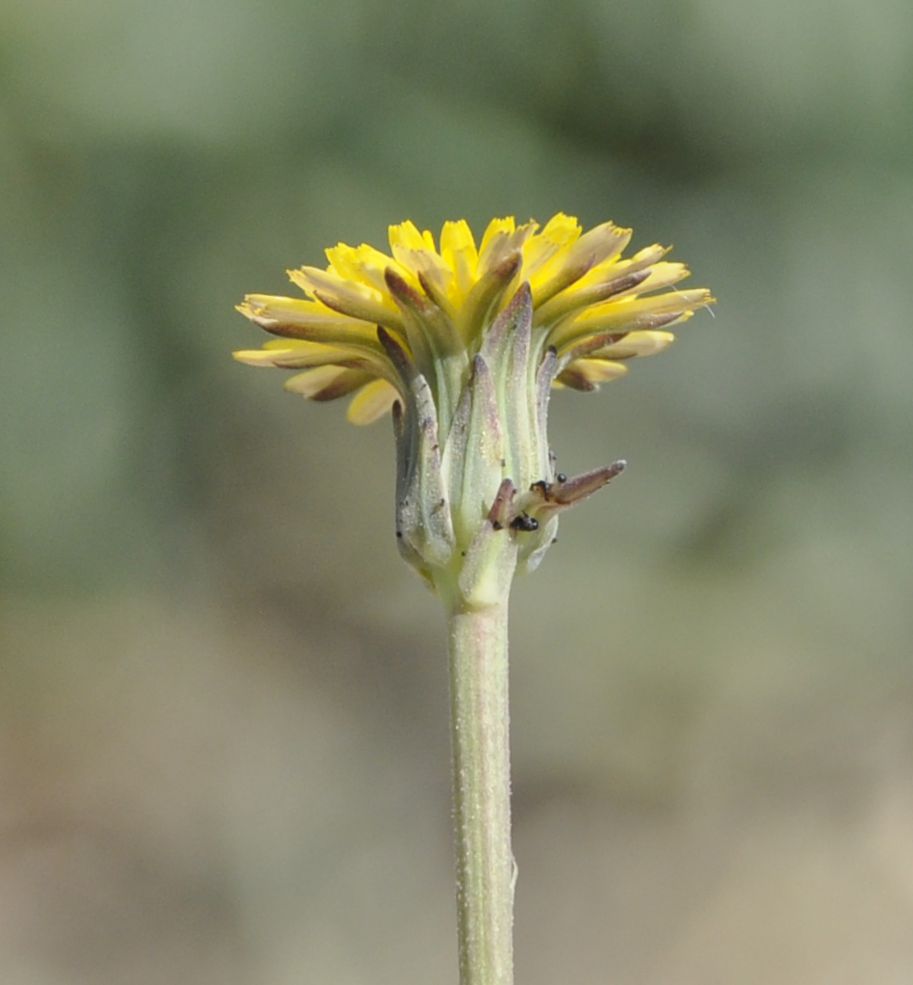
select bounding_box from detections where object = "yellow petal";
[438,219,479,301]
[388,220,436,255]
[477,219,537,282]
[237,295,383,349]
[233,339,362,369]
[551,289,713,349]
[521,213,580,275]
[590,243,668,282]
[289,267,402,330]
[633,261,690,294]
[234,347,298,367]
[388,240,452,297]
[346,378,400,425]
[531,221,632,305]
[440,219,477,265]
[574,358,629,383]
[536,212,581,248]
[325,242,395,293]
[560,358,629,389]
[479,216,516,255]
[590,330,676,360]
[284,366,374,401]
[567,221,631,270]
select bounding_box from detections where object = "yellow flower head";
[235,214,714,597]
[235,213,714,425]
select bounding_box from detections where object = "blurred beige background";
[2,0,913,982]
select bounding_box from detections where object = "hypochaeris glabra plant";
[235,213,713,985]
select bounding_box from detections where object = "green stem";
[447,597,515,985]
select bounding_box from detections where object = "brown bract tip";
[487,478,517,531]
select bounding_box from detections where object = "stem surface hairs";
[234,213,714,984]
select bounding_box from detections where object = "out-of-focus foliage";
[2,0,912,983]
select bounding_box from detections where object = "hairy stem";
[447,598,514,985]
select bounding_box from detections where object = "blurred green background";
[3,0,913,982]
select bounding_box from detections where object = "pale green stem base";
[447,599,514,985]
